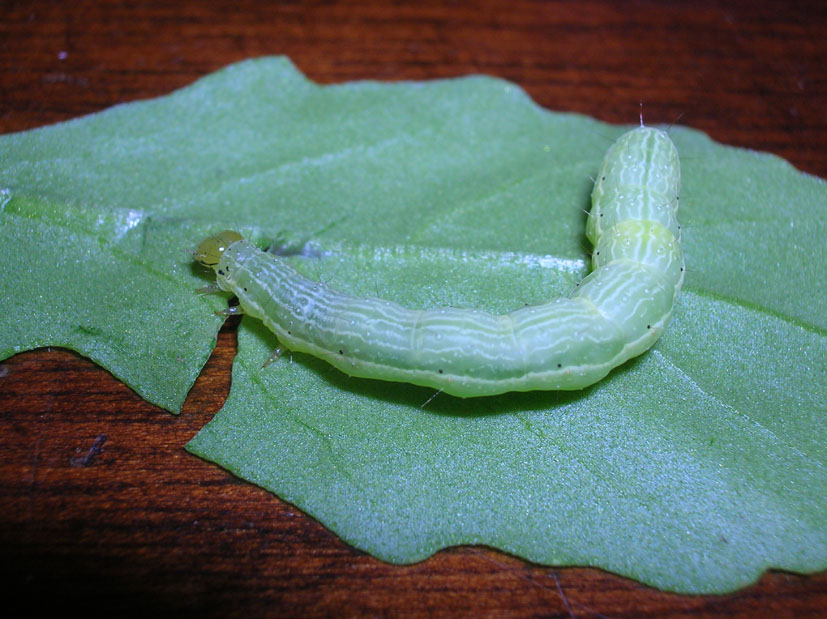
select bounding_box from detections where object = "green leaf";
[2,57,824,593]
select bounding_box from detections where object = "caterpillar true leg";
[215,306,244,317]
[195,284,222,295]
[262,346,284,369]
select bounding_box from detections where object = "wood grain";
[1,1,825,615]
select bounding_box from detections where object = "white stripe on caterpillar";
[194,126,684,397]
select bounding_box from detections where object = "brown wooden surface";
[1,1,825,616]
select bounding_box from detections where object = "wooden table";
[1,1,824,615]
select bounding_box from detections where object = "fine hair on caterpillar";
[194,125,684,397]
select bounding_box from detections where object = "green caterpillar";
[195,126,684,397]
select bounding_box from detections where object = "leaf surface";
[1,57,824,593]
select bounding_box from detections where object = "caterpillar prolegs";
[194,126,684,397]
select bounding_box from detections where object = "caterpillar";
[194,126,684,397]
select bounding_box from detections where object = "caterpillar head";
[194,230,244,268]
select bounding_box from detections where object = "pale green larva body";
[195,126,684,398]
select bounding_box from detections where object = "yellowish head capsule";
[194,230,244,267]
